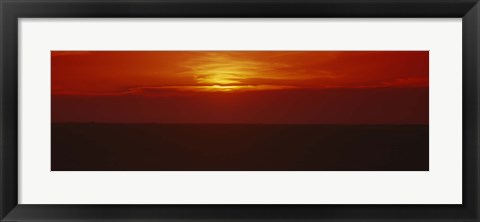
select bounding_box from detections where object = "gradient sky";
[52,51,429,124]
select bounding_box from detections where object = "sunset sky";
[52,51,429,124]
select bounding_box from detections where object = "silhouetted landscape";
[51,123,428,171]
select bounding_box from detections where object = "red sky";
[51,51,428,124]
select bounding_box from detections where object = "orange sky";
[51,51,428,124]
[52,51,428,95]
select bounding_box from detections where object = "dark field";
[51,123,428,171]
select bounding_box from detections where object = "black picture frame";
[1,0,479,221]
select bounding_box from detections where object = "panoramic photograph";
[51,51,429,171]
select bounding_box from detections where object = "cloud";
[179,52,336,86]
[52,84,301,97]
[51,51,92,57]
[381,77,428,87]
[320,77,429,89]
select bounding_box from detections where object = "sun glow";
[195,73,241,85]
[188,53,260,91]
[202,85,254,92]
[190,84,295,92]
